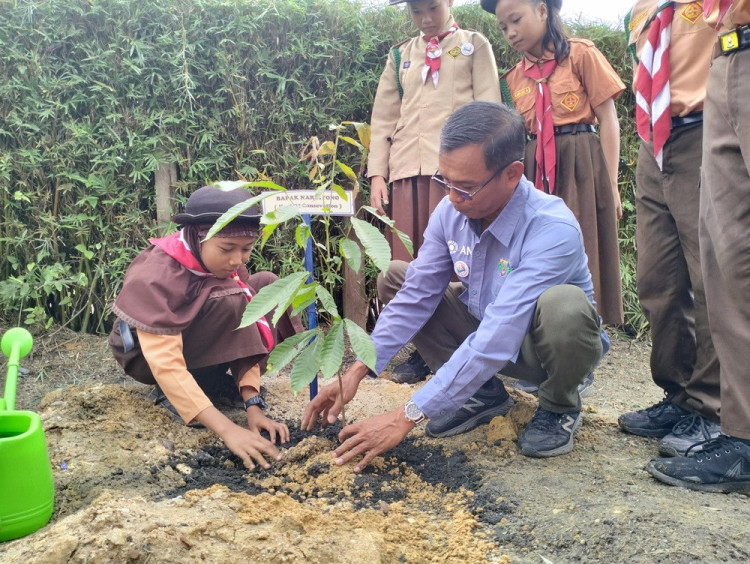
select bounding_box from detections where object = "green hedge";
[0,0,643,334]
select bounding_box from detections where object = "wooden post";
[342,193,369,329]
[154,162,178,226]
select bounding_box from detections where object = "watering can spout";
[1,328,34,413]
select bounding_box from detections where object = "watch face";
[405,401,423,421]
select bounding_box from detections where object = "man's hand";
[246,406,290,444]
[369,176,389,215]
[333,406,415,472]
[301,361,370,431]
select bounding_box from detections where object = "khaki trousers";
[699,50,750,439]
[378,261,604,412]
[636,124,720,420]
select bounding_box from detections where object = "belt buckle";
[720,29,740,54]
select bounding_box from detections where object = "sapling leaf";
[344,319,376,371]
[266,329,318,376]
[360,205,414,258]
[320,321,345,379]
[205,191,275,240]
[295,223,311,249]
[316,284,340,320]
[339,238,362,272]
[290,332,324,393]
[239,271,309,328]
[339,135,362,150]
[335,160,357,183]
[318,141,335,156]
[331,183,351,202]
[350,217,391,272]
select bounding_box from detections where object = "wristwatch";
[404,400,425,424]
[243,395,268,411]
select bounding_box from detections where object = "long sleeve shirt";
[370,176,609,418]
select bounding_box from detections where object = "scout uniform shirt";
[368,180,609,419]
[368,17,502,183]
[503,38,625,133]
[705,0,750,29]
[627,0,717,116]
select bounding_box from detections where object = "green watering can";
[0,328,54,542]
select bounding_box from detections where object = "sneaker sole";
[519,412,582,458]
[617,420,675,438]
[646,461,750,493]
[425,397,515,438]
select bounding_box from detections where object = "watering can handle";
[1,328,34,412]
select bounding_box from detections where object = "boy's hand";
[246,406,290,444]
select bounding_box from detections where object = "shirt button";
[471,290,477,296]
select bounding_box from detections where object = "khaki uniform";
[627,0,720,419]
[503,39,625,324]
[368,18,501,261]
[700,0,750,438]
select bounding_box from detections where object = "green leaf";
[335,159,357,182]
[266,329,318,377]
[350,217,391,272]
[206,192,275,240]
[316,284,340,320]
[344,319,376,372]
[261,205,301,227]
[339,238,362,273]
[291,282,317,314]
[289,331,324,393]
[318,141,336,156]
[295,223,311,249]
[320,321,345,379]
[339,135,363,150]
[331,183,350,202]
[360,206,413,258]
[239,271,309,328]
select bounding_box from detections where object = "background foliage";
[0,0,643,335]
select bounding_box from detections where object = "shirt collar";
[482,176,532,245]
[521,50,556,70]
[421,16,457,42]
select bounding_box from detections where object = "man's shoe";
[391,350,431,384]
[646,436,750,493]
[659,414,722,457]
[425,378,514,438]
[518,406,582,458]
[513,373,595,398]
[618,396,690,438]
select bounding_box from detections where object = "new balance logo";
[561,415,577,434]
[462,397,487,414]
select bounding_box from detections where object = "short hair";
[440,102,526,170]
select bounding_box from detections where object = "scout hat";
[482,0,562,12]
[173,185,261,226]
[388,0,410,4]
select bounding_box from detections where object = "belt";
[715,25,750,57]
[671,112,703,129]
[528,123,595,139]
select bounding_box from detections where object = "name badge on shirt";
[454,260,470,278]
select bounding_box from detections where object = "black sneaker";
[658,414,722,457]
[518,407,582,458]
[513,373,595,398]
[646,436,750,493]
[390,349,431,384]
[618,396,690,438]
[425,378,514,438]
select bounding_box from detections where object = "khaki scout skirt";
[525,132,624,325]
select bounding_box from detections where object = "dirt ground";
[1,322,748,563]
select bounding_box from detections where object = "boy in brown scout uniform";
[368,0,502,383]
[618,0,721,457]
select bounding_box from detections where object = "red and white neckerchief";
[634,2,674,170]
[150,231,274,349]
[522,57,558,193]
[703,0,733,27]
[422,23,458,88]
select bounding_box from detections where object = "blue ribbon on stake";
[303,214,318,400]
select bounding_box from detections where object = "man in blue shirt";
[302,101,608,471]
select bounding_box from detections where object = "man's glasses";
[431,158,523,201]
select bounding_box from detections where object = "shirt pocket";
[549,74,585,116]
